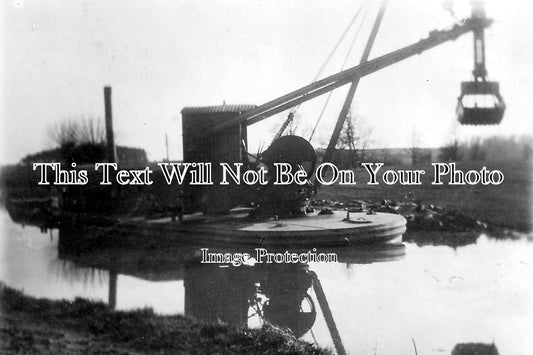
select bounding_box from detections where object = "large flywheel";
[254,135,317,218]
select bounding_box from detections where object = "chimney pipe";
[104,86,117,164]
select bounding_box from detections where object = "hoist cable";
[292,0,367,114]
[276,1,368,140]
[309,2,371,142]
[313,0,369,82]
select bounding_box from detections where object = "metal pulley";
[457,1,505,125]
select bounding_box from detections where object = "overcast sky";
[1,0,532,163]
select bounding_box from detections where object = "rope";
[309,2,371,142]
[274,1,368,140]
[313,0,369,82]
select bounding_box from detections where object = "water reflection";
[55,224,405,355]
[3,204,406,354]
[2,205,532,354]
[258,264,315,338]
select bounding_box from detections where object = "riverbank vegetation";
[319,160,531,232]
[0,284,329,355]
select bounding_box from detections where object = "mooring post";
[104,86,117,164]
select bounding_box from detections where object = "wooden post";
[108,270,117,309]
[104,86,117,164]
[165,133,169,162]
[310,271,347,355]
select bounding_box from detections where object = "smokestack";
[104,86,117,164]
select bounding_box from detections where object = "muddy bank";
[311,199,487,231]
[318,161,532,232]
[0,284,329,355]
[310,198,527,247]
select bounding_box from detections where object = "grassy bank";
[0,284,329,355]
[319,160,532,232]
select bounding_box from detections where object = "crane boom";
[211,16,492,133]
[324,0,388,165]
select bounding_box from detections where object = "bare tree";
[468,138,486,161]
[78,117,105,144]
[48,120,79,146]
[409,128,431,165]
[439,139,462,162]
[336,110,373,168]
[410,127,419,165]
[48,117,105,147]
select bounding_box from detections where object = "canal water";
[1,206,532,354]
